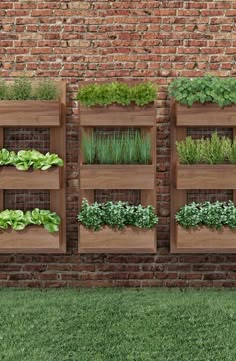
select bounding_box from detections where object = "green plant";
[0,78,59,100]
[96,136,113,164]
[0,148,63,170]
[176,132,233,165]
[77,82,157,107]
[168,75,236,107]
[82,134,96,164]
[122,132,139,164]
[138,134,152,164]
[78,198,158,231]
[0,209,60,232]
[176,200,236,230]
[110,134,124,164]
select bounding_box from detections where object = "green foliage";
[176,132,235,164]
[0,148,63,170]
[168,75,236,107]
[0,208,60,232]
[0,78,59,100]
[78,198,158,231]
[77,82,157,107]
[82,132,151,164]
[176,200,236,230]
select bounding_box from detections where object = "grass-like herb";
[82,132,152,164]
[0,78,59,100]
[176,132,236,165]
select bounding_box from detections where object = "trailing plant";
[0,78,59,100]
[176,200,236,230]
[82,132,151,164]
[168,75,236,107]
[78,198,158,231]
[77,82,157,107]
[0,209,60,232]
[176,132,233,164]
[0,148,63,170]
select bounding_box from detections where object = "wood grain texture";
[80,165,154,189]
[177,164,236,189]
[0,226,61,253]
[174,224,236,253]
[79,225,156,253]
[0,167,60,189]
[0,101,60,127]
[176,102,236,127]
[80,103,155,127]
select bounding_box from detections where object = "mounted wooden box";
[0,226,62,253]
[0,167,61,190]
[175,102,236,127]
[79,225,156,254]
[172,224,236,254]
[176,164,236,190]
[80,165,154,189]
[0,100,60,127]
[80,103,155,127]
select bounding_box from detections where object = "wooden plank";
[0,167,60,189]
[175,224,236,253]
[80,165,154,189]
[176,102,236,127]
[170,98,187,253]
[79,225,156,253]
[177,164,236,189]
[80,103,155,127]
[0,226,60,253]
[50,81,66,253]
[0,101,60,127]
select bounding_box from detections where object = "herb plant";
[168,75,236,107]
[176,200,236,230]
[0,209,60,232]
[77,82,157,107]
[176,132,235,165]
[78,199,158,231]
[0,78,59,100]
[0,148,63,170]
[82,132,151,164]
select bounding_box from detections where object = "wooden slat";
[176,102,236,127]
[79,225,156,254]
[80,165,154,189]
[177,164,236,189]
[0,226,60,253]
[0,101,60,127]
[175,225,236,253]
[80,103,155,127]
[50,81,66,253]
[0,167,60,189]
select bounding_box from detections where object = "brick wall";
[0,0,236,287]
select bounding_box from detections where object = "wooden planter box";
[0,167,60,189]
[0,100,60,127]
[176,164,236,189]
[80,103,155,127]
[0,226,61,253]
[80,165,154,189]
[173,224,236,253]
[175,102,236,127]
[79,225,156,253]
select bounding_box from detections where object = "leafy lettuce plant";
[78,198,158,231]
[168,75,236,107]
[0,148,63,170]
[176,200,236,230]
[77,82,157,107]
[0,209,60,232]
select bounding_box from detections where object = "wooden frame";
[176,102,236,127]
[78,89,156,253]
[0,81,66,253]
[176,164,236,190]
[171,98,236,254]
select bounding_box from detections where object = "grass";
[1,288,236,360]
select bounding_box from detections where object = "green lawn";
[0,289,236,361]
